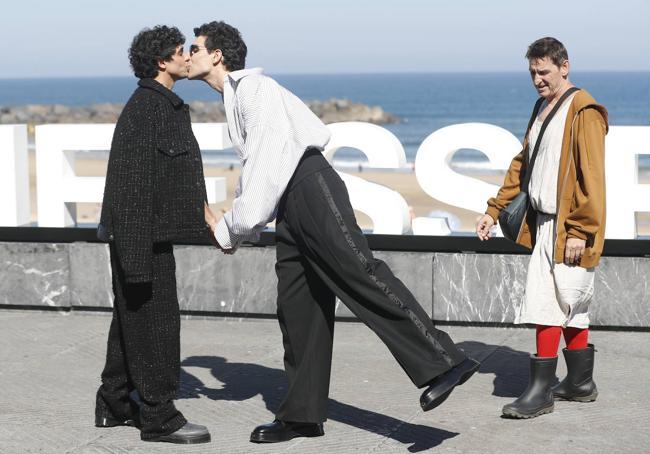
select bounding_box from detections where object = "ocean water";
[1,72,649,167]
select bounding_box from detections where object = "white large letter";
[0,125,30,226]
[35,123,230,227]
[414,123,522,234]
[325,122,410,234]
[605,126,650,239]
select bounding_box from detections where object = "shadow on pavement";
[457,340,540,398]
[180,356,458,452]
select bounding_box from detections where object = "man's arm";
[214,124,290,250]
[214,79,292,251]
[109,108,157,282]
[485,147,527,222]
[564,108,607,242]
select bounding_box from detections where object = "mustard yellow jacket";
[486,90,608,268]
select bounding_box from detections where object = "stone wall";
[432,253,650,327]
[1,242,648,327]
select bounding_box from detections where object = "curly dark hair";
[193,21,247,71]
[526,37,568,67]
[129,25,185,79]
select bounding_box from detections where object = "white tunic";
[516,213,594,328]
[515,93,595,328]
[527,95,574,214]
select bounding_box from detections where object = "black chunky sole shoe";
[144,432,211,444]
[143,422,211,444]
[95,415,138,428]
[250,420,324,443]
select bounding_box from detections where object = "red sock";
[563,327,589,350]
[536,325,562,358]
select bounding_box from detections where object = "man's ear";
[561,59,570,78]
[211,49,223,66]
[157,58,167,72]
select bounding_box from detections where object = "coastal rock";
[0,99,398,126]
[52,105,71,115]
[188,101,226,122]
[309,98,398,124]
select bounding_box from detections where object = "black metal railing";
[2,227,649,257]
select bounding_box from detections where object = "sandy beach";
[26,154,495,232]
[26,153,650,236]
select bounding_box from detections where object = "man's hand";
[205,203,223,247]
[205,203,237,255]
[476,214,495,241]
[211,234,237,255]
[565,237,586,265]
[204,204,220,234]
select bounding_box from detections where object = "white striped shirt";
[214,68,332,250]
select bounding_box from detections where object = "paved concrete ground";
[0,310,647,454]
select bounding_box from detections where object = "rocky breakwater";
[0,99,398,129]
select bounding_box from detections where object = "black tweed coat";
[98,78,207,283]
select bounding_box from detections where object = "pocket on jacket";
[157,138,189,157]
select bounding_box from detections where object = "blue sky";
[2,0,649,78]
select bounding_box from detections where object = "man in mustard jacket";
[476,37,608,419]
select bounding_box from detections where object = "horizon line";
[2,69,650,81]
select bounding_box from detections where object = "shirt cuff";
[215,218,237,250]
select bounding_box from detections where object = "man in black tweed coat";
[95,25,211,444]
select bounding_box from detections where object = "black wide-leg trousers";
[96,242,186,439]
[274,150,467,423]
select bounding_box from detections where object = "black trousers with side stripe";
[274,149,467,423]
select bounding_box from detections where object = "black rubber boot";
[552,344,598,402]
[502,355,557,419]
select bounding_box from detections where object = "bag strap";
[520,86,580,192]
[526,97,546,137]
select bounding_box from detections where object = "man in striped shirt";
[189,21,479,444]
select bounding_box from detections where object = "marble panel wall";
[173,247,434,318]
[68,243,113,308]
[4,242,648,327]
[174,245,278,314]
[432,253,650,327]
[432,253,528,323]
[0,242,70,307]
[591,257,650,327]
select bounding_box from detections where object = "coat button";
[169,149,175,154]
[109,234,114,241]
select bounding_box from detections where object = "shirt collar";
[226,67,264,83]
[138,78,185,108]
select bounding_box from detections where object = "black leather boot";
[250,420,324,443]
[95,390,140,428]
[502,355,557,419]
[553,344,598,402]
[420,357,481,411]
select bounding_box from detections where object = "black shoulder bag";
[498,87,580,241]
